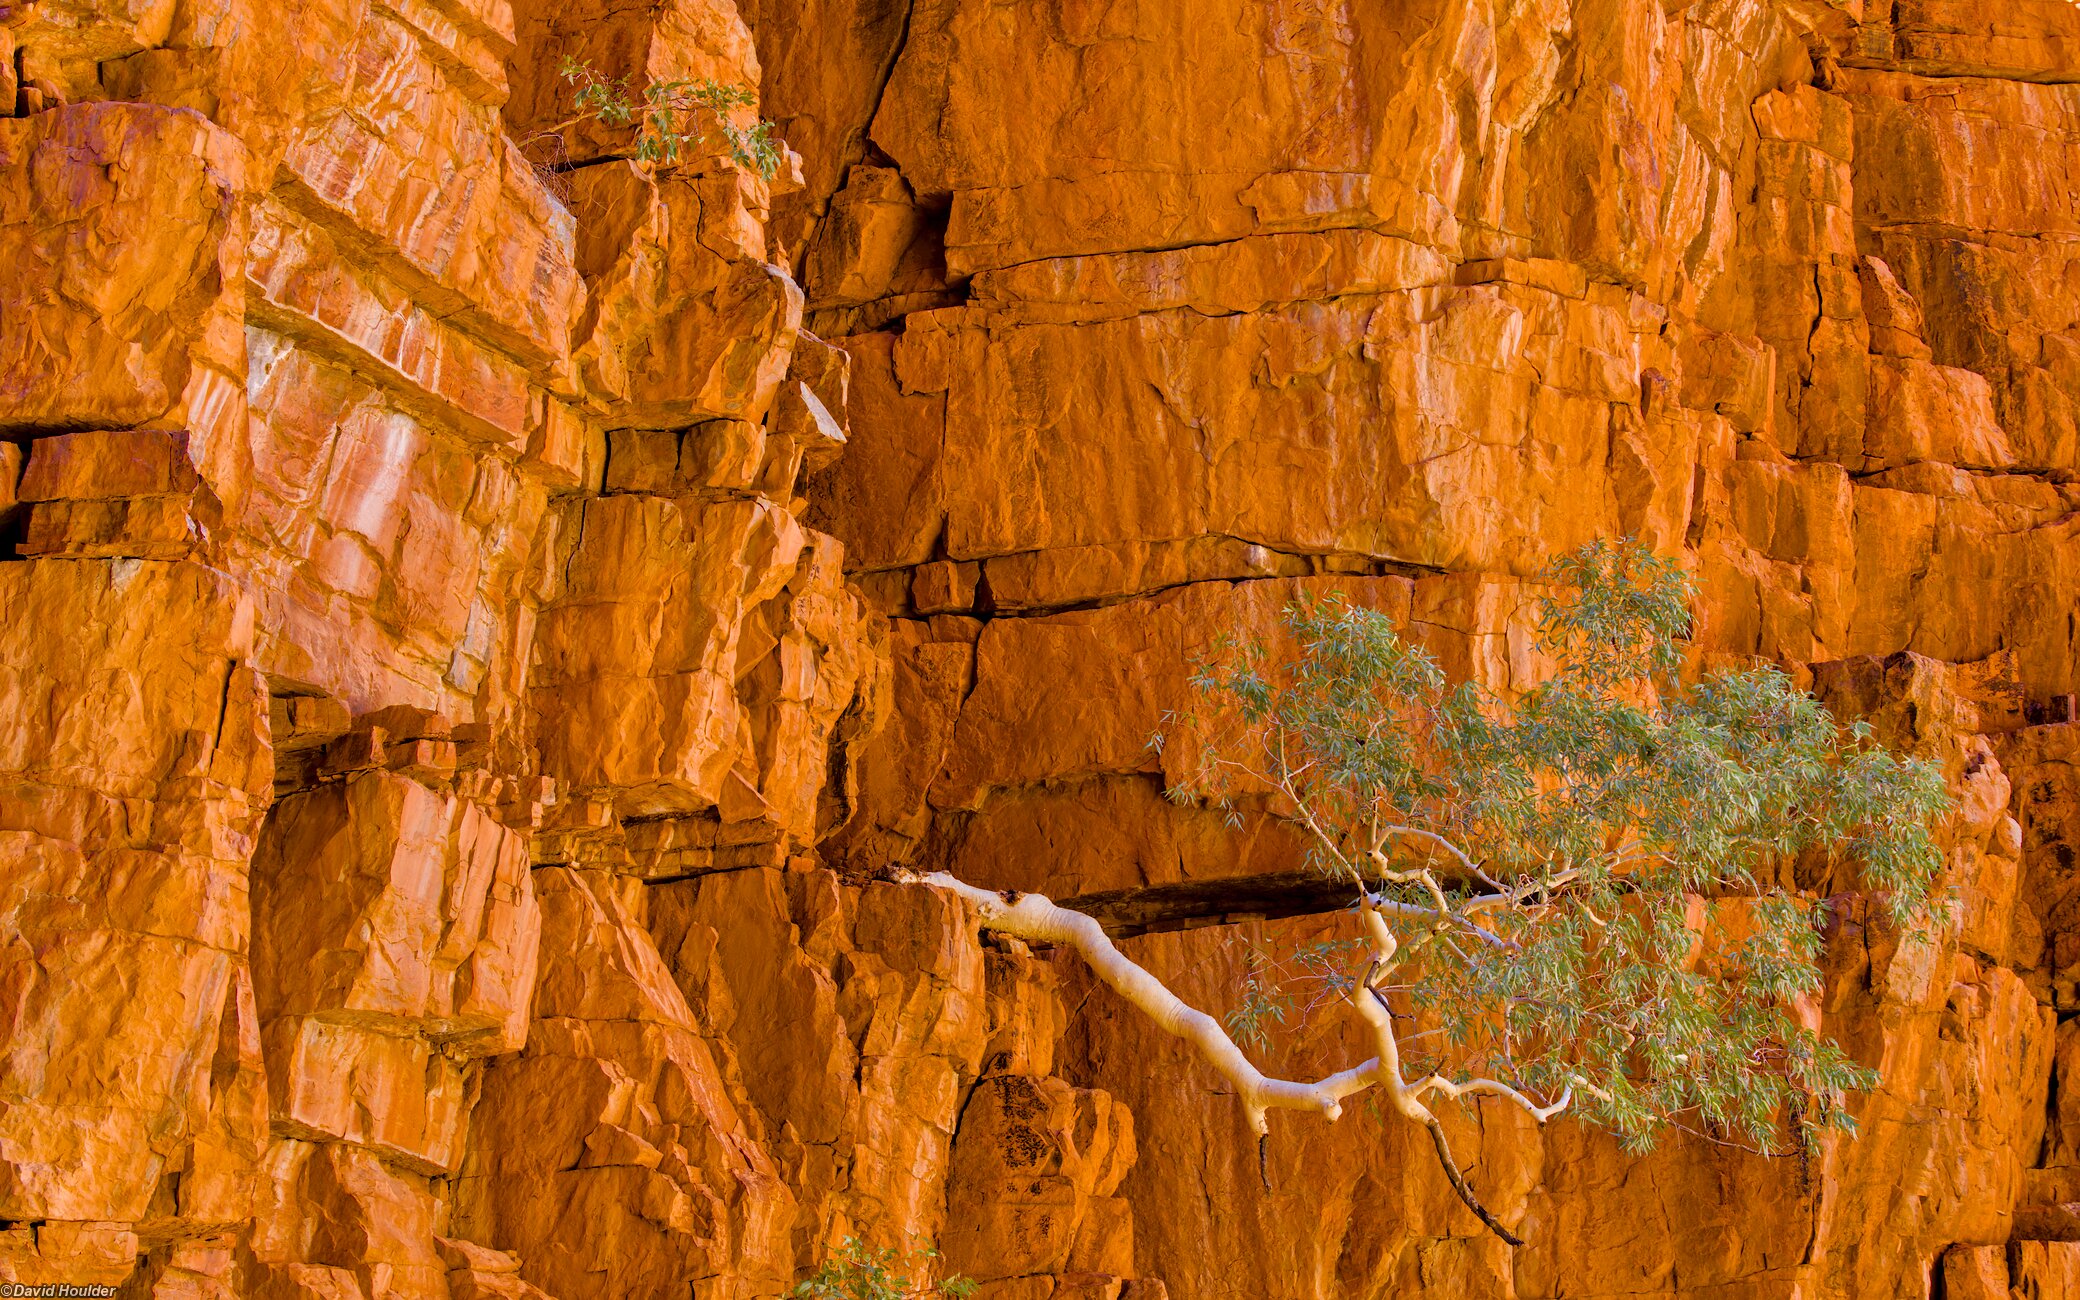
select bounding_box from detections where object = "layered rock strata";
[0,0,2076,1297]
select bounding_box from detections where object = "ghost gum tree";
[907,541,1950,1244]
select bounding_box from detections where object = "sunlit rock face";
[0,0,2077,1295]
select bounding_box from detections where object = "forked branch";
[909,872,1373,1132]
[904,871,1568,1244]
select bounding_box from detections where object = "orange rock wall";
[0,0,2076,1296]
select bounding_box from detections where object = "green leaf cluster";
[786,1238,977,1300]
[1165,539,1951,1155]
[557,56,783,179]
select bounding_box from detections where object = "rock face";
[0,0,2077,1296]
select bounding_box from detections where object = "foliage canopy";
[1160,539,1949,1158]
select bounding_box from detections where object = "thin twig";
[1423,1115,1524,1247]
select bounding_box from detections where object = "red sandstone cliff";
[0,0,2077,1296]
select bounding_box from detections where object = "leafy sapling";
[552,56,783,179]
[787,1238,977,1300]
[904,539,1949,1245]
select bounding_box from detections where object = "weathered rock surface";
[1,0,2078,1296]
